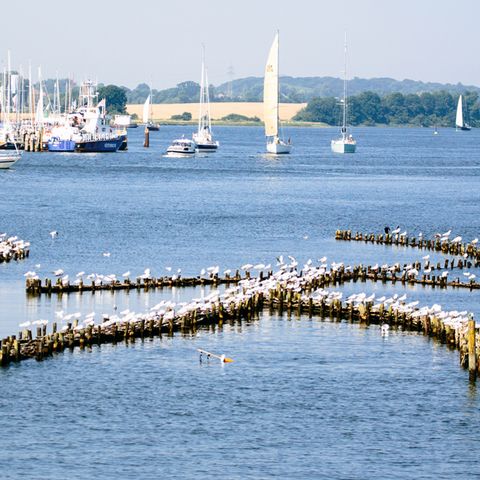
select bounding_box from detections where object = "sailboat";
[455,95,471,131]
[193,47,219,151]
[331,36,356,154]
[143,90,159,131]
[264,32,291,154]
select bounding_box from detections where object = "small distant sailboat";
[433,125,438,135]
[193,47,219,151]
[143,90,160,131]
[331,35,356,154]
[455,95,471,131]
[264,31,291,154]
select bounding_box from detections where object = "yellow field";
[126,102,306,122]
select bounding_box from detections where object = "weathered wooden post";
[468,314,477,379]
[144,127,150,148]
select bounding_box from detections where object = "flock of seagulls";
[13,226,480,345]
[20,254,475,339]
[0,233,30,259]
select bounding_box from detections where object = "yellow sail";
[263,32,279,137]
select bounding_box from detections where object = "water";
[0,126,479,478]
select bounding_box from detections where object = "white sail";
[456,95,464,128]
[35,88,44,125]
[264,32,279,137]
[143,94,150,124]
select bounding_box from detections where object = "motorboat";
[166,139,196,157]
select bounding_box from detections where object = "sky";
[1,0,479,89]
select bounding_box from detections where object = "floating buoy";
[197,348,234,363]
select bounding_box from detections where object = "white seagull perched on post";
[49,231,58,239]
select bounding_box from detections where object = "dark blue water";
[0,126,479,478]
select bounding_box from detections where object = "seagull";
[422,255,430,260]
[53,269,64,276]
[103,252,111,257]
[303,235,309,240]
[49,231,58,239]
[471,238,479,245]
[76,271,85,277]
[451,236,462,243]
[165,266,172,272]
[122,271,130,278]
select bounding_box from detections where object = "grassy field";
[127,102,307,122]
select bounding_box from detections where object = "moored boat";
[331,35,356,154]
[193,47,219,151]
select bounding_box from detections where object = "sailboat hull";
[331,139,356,154]
[196,142,218,151]
[267,142,292,154]
[457,125,471,131]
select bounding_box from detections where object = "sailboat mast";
[198,44,205,134]
[276,30,280,137]
[342,34,347,137]
[205,68,212,132]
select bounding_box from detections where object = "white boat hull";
[266,141,292,154]
[0,153,21,169]
[331,139,356,154]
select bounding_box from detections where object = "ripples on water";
[0,126,479,479]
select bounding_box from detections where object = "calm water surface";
[0,126,479,478]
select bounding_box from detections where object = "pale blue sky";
[2,0,478,89]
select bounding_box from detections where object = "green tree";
[97,84,127,114]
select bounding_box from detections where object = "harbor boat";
[166,138,196,157]
[331,35,356,153]
[192,47,219,151]
[264,32,291,154]
[47,137,76,152]
[143,92,160,131]
[455,95,471,131]
[73,81,124,152]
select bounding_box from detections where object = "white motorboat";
[0,149,21,169]
[166,139,196,157]
[264,32,291,155]
[331,35,356,154]
[193,47,219,151]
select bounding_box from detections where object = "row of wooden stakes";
[25,258,480,296]
[25,271,257,295]
[335,229,480,261]
[3,280,479,379]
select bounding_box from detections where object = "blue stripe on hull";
[75,138,123,152]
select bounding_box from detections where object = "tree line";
[293,90,480,127]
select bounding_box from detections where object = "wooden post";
[143,127,150,147]
[468,315,476,378]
